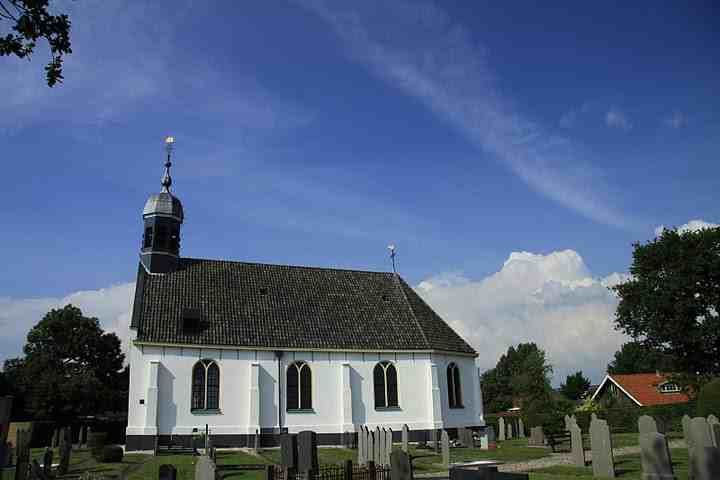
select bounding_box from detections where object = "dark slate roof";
[131,258,476,355]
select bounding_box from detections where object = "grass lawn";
[528,448,689,480]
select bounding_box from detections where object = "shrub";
[697,379,720,417]
[87,432,107,459]
[98,445,123,463]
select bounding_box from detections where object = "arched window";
[287,361,312,411]
[191,359,220,411]
[447,363,463,408]
[374,361,399,409]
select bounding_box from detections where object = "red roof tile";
[608,373,690,406]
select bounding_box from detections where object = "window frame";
[447,362,464,409]
[374,361,400,410]
[191,359,221,413]
[659,382,681,394]
[286,361,313,412]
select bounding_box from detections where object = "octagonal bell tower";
[140,137,184,274]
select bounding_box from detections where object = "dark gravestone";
[42,448,53,476]
[297,431,318,473]
[402,424,409,453]
[58,428,72,476]
[688,417,720,480]
[280,434,298,469]
[390,450,412,480]
[432,429,440,453]
[639,432,675,480]
[159,464,177,480]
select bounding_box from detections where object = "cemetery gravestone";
[590,418,615,479]
[58,428,72,476]
[564,415,571,432]
[457,427,467,446]
[367,430,374,466]
[297,431,318,473]
[518,418,525,438]
[498,418,506,441]
[507,422,514,440]
[280,433,298,470]
[379,428,386,465]
[639,432,675,480]
[358,427,365,465]
[15,429,30,480]
[688,417,720,480]
[432,429,440,454]
[591,413,598,422]
[639,415,659,435]
[159,464,177,480]
[42,448,52,476]
[390,450,412,480]
[386,428,393,465]
[195,456,216,480]
[479,433,488,450]
[486,426,496,447]
[402,424,409,453]
[569,422,585,467]
[441,430,450,467]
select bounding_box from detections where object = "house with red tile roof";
[590,373,690,407]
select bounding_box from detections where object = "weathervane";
[388,244,397,273]
[161,135,175,192]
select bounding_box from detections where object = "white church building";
[125,142,484,450]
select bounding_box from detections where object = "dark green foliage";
[696,378,720,417]
[573,401,696,433]
[98,445,123,463]
[613,227,720,389]
[12,305,126,421]
[607,341,677,375]
[560,371,591,401]
[481,343,553,413]
[0,0,72,85]
[88,431,108,459]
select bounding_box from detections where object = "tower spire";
[161,136,175,192]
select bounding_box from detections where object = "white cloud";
[415,250,628,384]
[663,111,687,129]
[605,108,632,131]
[654,219,718,237]
[297,0,633,229]
[0,282,135,364]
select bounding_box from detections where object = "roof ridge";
[393,274,431,350]
[181,257,394,275]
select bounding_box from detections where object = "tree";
[481,342,553,413]
[607,341,677,375]
[0,0,72,86]
[613,227,720,388]
[560,371,591,401]
[18,304,126,420]
[696,378,720,417]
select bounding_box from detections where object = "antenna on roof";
[388,244,397,273]
[161,135,175,192]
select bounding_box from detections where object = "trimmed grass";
[528,448,689,480]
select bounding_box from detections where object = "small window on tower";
[143,227,153,248]
[155,225,169,249]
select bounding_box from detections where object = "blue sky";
[1,0,718,382]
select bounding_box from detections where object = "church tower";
[140,136,184,274]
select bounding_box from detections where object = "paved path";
[498,439,685,473]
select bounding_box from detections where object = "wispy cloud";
[297,0,633,229]
[663,111,688,129]
[605,107,632,131]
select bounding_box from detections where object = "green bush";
[87,432,107,459]
[697,379,720,417]
[98,445,123,463]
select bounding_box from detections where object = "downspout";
[275,351,284,433]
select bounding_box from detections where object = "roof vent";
[381,294,390,302]
[259,287,269,296]
[182,308,205,333]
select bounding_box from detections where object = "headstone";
[683,415,694,457]
[79,425,88,448]
[159,464,177,480]
[569,422,585,468]
[479,433,488,450]
[432,429,440,454]
[441,430,450,467]
[708,415,719,426]
[639,415,659,435]
[378,428,386,465]
[711,424,720,449]
[506,422,513,440]
[358,427,365,465]
[280,433,298,469]
[367,430,374,466]
[58,427,71,476]
[518,418,525,438]
[457,427,467,446]
[564,415,572,432]
[591,413,598,422]
[402,424,409,453]
[688,417,720,480]
[42,448,53,476]
[385,428,393,465]
[390,450,412,480]
[640,432,675,480]
[498,418,506,441]
[195,455,216,480]
[590,418,615,478]
[297,431,318,473]
[486,425,496,444]
[15,429,30,480]
[375,427,382,464]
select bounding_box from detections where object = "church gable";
[131,257,476,356]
